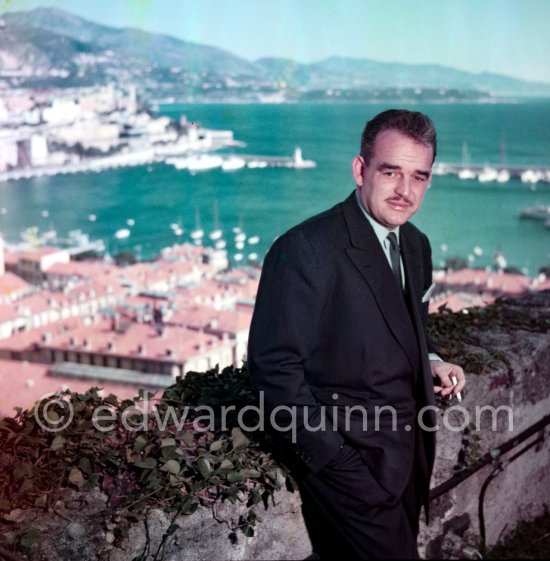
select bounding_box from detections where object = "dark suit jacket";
[248,191,437,508]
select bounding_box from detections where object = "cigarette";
[451,376,462,402]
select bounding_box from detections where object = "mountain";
[2,7,550,100]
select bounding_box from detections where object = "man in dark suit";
[247,109,465,559]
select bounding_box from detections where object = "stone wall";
[4,291,550,560]
[419,290,550,558]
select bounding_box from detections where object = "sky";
[2,0,550,84]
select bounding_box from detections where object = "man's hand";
[431,360,466,400]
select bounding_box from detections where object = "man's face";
[352,129,433,229]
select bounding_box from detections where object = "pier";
[432,162,550,184]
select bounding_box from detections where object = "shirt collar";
[354,190,400,245]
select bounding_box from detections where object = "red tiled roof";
[0,303,20,323]
[0,272,31,298]
[0,359,143,419]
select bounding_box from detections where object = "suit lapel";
[341,194,419,372]
[401,226,437,406]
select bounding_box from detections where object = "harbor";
[0,146,316,182]
[165,147,316,173]
[432,162,550,184]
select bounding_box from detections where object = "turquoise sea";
[0,101,549,274]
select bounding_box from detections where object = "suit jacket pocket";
[309,387,383,407]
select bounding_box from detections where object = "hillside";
[1,7,550,101]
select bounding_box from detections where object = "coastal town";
[0,84,549,418]
[0,229,549,418]
[0,84,317,182]
[0,84,245,181]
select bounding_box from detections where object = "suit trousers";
[298,440,422,560]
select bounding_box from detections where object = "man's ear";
[352,156,365,187]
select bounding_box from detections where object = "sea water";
[0,101,549,273]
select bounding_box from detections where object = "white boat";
[88,214,97,222]
[127,218,135,226]
[458,169,476,180]
[209,229,223,241]
[190,208,204,242]
[187,154,223,172]
[234,232,246,243]
[166,157,191,170]
[493,250,507,270]
[521,169,544,184]
[496,169,510,183]
[222,156,246,171]
[214,240,227,249]
[190,229,204,240]
[248,253,259,261]
[247,235,260,245]
[114,228,131,240]
[247,160,268,169]
[235,241,245,250]
[431,163,447,176]
[234,253,244,262]
[478,167,498,183]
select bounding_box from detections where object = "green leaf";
[239,468,261,479]
[230,427,250,450]
[219,459,234,470]
[134,458,157,470]
[210,440,224,452]
[181,431,194,447]
[50,435,66,451]
[197,457,212,479]
[266,468,286,488]
[133,435,148,452]
[181,501,198,514]
[243,526,255,538]
[46,410,60,423]
[161,438,177,448]
[227,471,244,483]
[161,446,178,460]
[160,460,181,475]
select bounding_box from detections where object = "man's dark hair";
[360,109,437,164]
